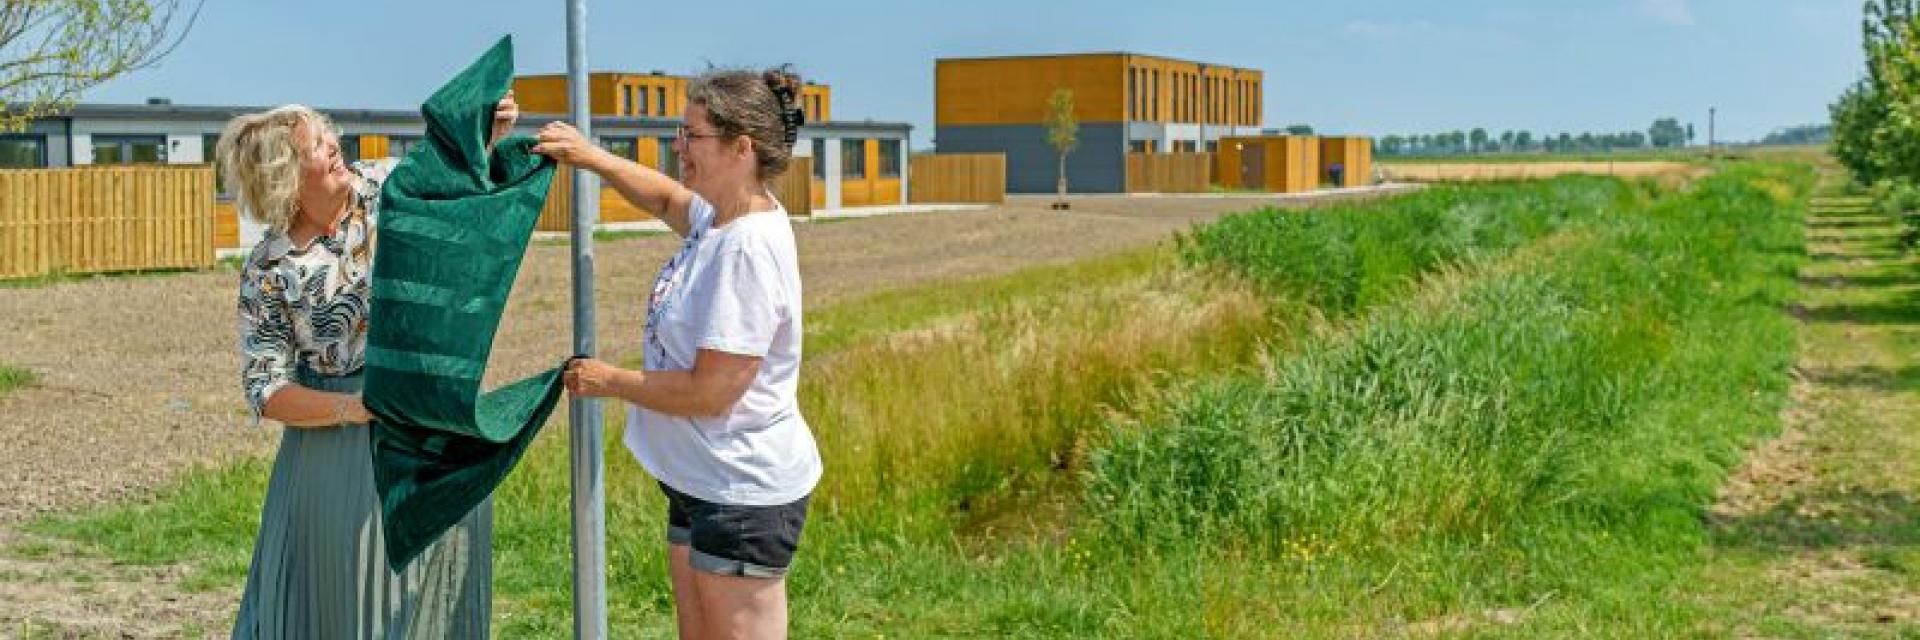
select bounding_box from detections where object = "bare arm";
[563,350,760,419]
[532,121,695,237]
[262,384,373,427]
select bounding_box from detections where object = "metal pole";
[564,0,606,638]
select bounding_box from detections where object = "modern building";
[3,71,912,249]
[513,71,907,211]
[934,52,1263,193]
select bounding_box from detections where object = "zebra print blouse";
[236,159,396,420]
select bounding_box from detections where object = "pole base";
[1050,201,1071,211]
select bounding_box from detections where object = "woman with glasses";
[534,68,820,639]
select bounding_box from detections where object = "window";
[201,135,233,199]
[656,87,667,117]
[1128,68,1138,120]
[626,85,640,116]
[877,139,900,178]
[0,134,46,168]
[390,135,424,158]
[841,138,865,179]
[1174,140,1196,153]
[811,138,825,179]
[338,135,361,164]
[1206,140,1218,153]
[91,135,165,164]
[601,136,638,161]
[1128,140,1151,153]
[658,138,679,179]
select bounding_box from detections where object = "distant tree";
[1760,124,1831,145]
[1284,124,1314,135]
[0,0,204,131]
[1687,123,1697,145]
[1469,128,1489,153]
[1379,135,1404,155]
[1648,118,1687,148]
[1516,131,1534,151]
[1044,87,1077,207]
[1557,132,1573,150]
[1498,130,1515,152]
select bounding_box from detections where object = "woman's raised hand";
[532,121,603,167]
[489,90,520,148]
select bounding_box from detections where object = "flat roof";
[934,51,1260,73]
[16,103,904,130]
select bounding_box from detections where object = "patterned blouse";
[236,159,396,420]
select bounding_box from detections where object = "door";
[1241,142,1264,189]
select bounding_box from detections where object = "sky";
[83,0,1862,145]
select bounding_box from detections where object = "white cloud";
[1637,0,1697,27]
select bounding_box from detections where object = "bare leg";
[668,543,708,640]
[692,570,788,640]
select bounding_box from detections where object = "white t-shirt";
[625,193,821,506]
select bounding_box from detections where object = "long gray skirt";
[232,368,492,639]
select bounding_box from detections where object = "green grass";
[1085,163,1810,634]
[0,364,36,396]
[18,168,1816,636]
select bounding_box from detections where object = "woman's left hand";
[564,357,639,399]
[490,91,520,147]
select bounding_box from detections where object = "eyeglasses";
[676,125,731,142]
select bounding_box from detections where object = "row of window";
[621,84,673,117]
[1127,140,1215,153]
[596,135,900,180]
[2,133,903,183]
[1,134,182,168]
[1126,67,1260,125]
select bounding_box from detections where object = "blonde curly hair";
[214,104,336,234]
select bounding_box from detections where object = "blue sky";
[85,0,1859,144]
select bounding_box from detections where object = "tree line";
[1374,119,1696,156]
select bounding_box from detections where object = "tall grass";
[21,168,1813,636]
[1085,164,1810,633]
[1179,177,1639,315]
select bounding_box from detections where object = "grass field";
[19,164,1825,636]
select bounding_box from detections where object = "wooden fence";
[536,158,813,232]
[908,153,1006,204]
[0,165,215,280]
[1126,152,1213,193]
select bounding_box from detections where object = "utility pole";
[564,0,607,637]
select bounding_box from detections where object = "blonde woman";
[220,96,515,638]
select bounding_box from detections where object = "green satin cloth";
[363,35,567,572]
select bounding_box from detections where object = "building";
[934,52,1263,193]
[512,71,907,212]
[3,73,911,249]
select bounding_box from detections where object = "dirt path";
[0,187,1411,636]
[1696,178,1920,636]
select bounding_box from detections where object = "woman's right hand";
[341,396,375,425]
[532,122,604,167]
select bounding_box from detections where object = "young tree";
[1,0,204,131]
[1044,87,1077,208]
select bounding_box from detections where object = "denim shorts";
[659,482,810,578]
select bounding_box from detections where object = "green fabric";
[363,35,566,572]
